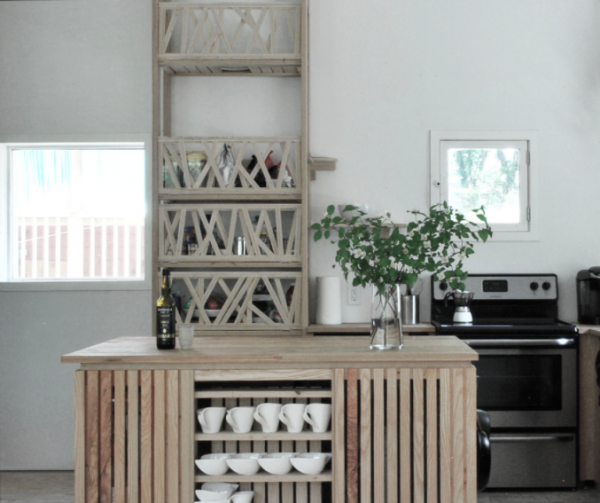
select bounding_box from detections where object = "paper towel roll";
[316,277,342,325]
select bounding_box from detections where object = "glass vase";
[370,284,403,350]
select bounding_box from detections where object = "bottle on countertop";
[156,268,176,350]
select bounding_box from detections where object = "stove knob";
[542,281,551,291]
[439,282,448,291]
[530,281,539,291]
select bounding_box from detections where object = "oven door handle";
[463,338,576,347]
[491,434,575,443]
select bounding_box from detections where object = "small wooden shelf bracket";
[309,155,337,181]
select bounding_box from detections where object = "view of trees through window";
[9,147,146,281]
[447,148,521,224]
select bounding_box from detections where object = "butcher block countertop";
[61,335,478,369]
[578,325,600,338]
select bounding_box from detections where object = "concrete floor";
[0,471,599,502]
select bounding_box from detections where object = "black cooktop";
[431,318,579,337]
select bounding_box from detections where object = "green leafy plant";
[312,202,492,294]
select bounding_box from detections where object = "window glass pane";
[447,147,521,224]
[10,148,145,281]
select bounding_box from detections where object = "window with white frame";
[430,131,537,238]
[3,144,146,282]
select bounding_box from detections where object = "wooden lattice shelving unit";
[153,0,310,337]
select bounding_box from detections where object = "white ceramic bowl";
[337,204,377,219]
[226,453,263,476]
[290,453,332,475]
[195,482,238,502]
[195,453,230,476]
[257,452,296,475]
[229,491,255,503]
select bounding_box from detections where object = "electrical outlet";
[348,286,361,305]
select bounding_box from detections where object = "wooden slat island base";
[62,336,479,503]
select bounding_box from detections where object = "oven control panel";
[432,274,558,301]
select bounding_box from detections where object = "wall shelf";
[194,470,332,483]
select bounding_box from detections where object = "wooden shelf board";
[195,431,332,442]
[195,389,332,399]
[158,257,302,269]
[194,469,332,483]
[158,193,302,202]
[307,323,435,334]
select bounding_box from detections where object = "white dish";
[290,453,332,475]
[226,453,262,476]
[206,309,221,317]
[258,452,296,475]
[195,483,238,502]
[229,491,255,503]
[195,453,230,476]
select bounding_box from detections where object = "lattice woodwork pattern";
[158,3,302,75]
[170,270,301,330]
[159,138,301,196]
[332,367,477,503]
[74,370,195,503]
[159,204,301,264]
[194,379,332,503]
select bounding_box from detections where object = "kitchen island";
[62,335,478,503]
[578,325,600,484]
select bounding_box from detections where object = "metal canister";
[234,237,247,256]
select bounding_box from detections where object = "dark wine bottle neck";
[161,274,171,296]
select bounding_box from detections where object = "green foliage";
[312,203,493,294]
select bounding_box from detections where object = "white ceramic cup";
[303,403,332,433]
[178,324,194,350]
[229,490,255,503]
[254,403,282,433]
[197,407,226,434]
[226,406,256,433]
[278,403,306,433]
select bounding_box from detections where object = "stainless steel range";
[431,274,579,489]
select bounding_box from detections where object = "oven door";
[463,339,577,428]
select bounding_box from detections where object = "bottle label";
[157,306,175,339]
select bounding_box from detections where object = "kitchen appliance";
[444,290,475,324]
[431,273,579,489]
[577,267,600,324]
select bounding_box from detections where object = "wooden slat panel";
[154,370,166,503]
[281,397,294,503]
[252,396,266,503]
[426,368,438,503]
[359,368,371,503]
[451,368,465,503]
[439,368,451,503]
[74,371,85,503]
[85,371,100,503]
[399,368,411,503]
[373,369,384,503]
[346,369,359,503]
[140,370,154,503]
[180,370,195,503]
[333,369,345,503]
[465,366,477,503]
[238,396,252,492]
[386,368,398,503]
[127,371,140,503]
[295,395,308,503]
[266,396,280,503]
[412,368,425,503]
[113,371,126,503]
[166,370,180,503]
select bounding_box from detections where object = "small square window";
[5,145,146,282]
[431,131,538,240]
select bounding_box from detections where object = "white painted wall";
[2,0,600,469]
[0,0,152,470]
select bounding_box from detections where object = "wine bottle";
[156,268,176,350]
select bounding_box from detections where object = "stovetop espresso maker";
[444,290,475,324]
